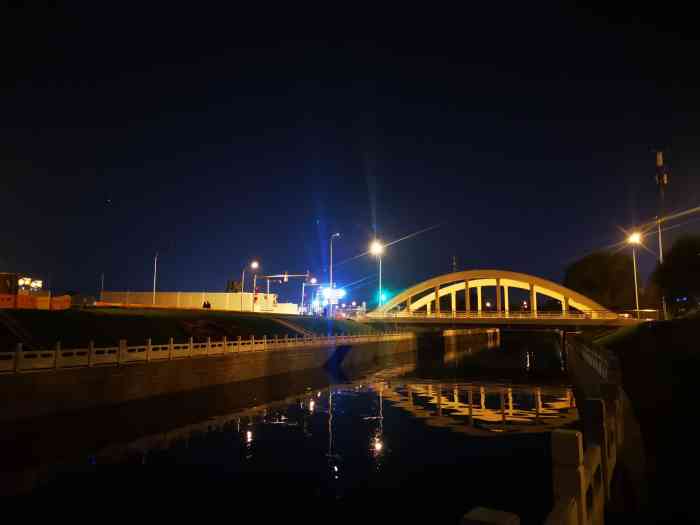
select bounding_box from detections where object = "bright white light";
[374,439,383,452]
[369,240,384,257]
[628,232,642,245]
[310,277,317,284]
[485,301,492,308]
[341,303,346,308]
[333,465,339,472]
[337,289,346,299]
[351,301,356,307]
[322,287,333,299]
[246,430,253,443]
[309,400,315,412]
[250,260,259,270]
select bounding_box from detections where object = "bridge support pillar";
[503,286,510,313]
[563,297,569,315]
[465,281,471,312]
[529,285,537,316]
[451,291,456,315]
[434,286,440,316]
[427,302,431,315]
[496,279,502,314]
[477,286,482,312]
[407,294,412,313]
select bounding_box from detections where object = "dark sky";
[1,3,697,304]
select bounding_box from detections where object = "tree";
[652,234,700,313]
[225,280,243,292]
[563,251,635,310]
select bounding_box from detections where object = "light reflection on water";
[17,332,574,523]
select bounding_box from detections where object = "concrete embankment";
[0,335,416,423]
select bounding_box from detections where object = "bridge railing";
[0,331,415,374]
[365,310,621,320]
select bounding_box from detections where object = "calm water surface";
[11,331,577,523]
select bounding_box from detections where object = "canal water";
[4,331,577,523]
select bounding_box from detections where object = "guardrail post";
[188,336,194,356]
[551,430,586,525]
[263,335,268,349]
[250,335,255,349]
[237,335,241,351]
[54,341,61,369]
[223,336,228,353]
[118,339,126,365]
[168,337,174,360]
[147,338,152,362]
[206,336,211,355]
[88,340,94,367]
[15,343,22,372]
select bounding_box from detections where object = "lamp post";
[628,232,641,319]
[369,240,384,307]
[301,277,318,315]
[329,233,341,318]
[152,252,158,305]
[250,260,260,312]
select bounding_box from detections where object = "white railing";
[366,310,622,320]
[568,338,618,382]
[0,332,414,374]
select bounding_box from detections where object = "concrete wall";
[101,290,298,314]
[0,339,416,422]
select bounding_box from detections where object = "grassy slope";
[0,308,376,350]
[599,319,700,523]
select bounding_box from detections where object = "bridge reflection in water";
[376,381,577,437]
[14,330,579,522]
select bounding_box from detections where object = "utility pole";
[100,273,105,299]
[452,255,457,273]
[152,252,158,305]
[655,150,669,320]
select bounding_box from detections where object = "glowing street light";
[627,232,642,319]
[369,240,385,306]
[300,276,320,315]
[628,232,642,245]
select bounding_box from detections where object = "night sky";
[1,4,697,304]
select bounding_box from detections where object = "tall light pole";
[329,233,341,318]
[152,252,158,305]
[301,277,318,315]
[628,232,641,319]
[655,150,669,320]
[250,260,260,312]
[369,239,384,306]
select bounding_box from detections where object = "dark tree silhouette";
[563,251,635,310]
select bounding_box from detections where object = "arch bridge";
[365,270,637,327]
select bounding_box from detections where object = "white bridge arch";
[372,269,613,319]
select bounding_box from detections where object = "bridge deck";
[362,312,642,327]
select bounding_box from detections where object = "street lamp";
[628,232,641,319]
[301,276,319,315]
[152,252,158,305]
[369,240,384,306]
[250,260,260,311]
[329,233,341,318]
